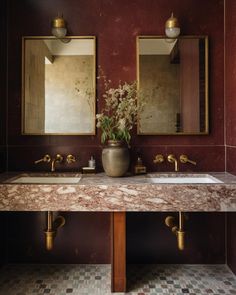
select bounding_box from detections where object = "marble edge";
[1,172,236,186]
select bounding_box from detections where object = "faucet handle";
[66,154,76,164]
[35,154,51,164]
[153,154,164,164]
[55,154,63,163]
[180,154,196,166]
[167,154,177,163]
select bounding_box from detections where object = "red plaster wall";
[226,0,236,175]
[7,212,111,264]
[225,0,236,276]
[227,213,236,275]
[4,0,227,265]
[6,212,226,265]
[0,0,7,172]
[7,0,225,172]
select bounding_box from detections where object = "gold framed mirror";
[137,36,209,135]
[22,36,96,135]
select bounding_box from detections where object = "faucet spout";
[167,154,179,172]
[51,159,56,172]
[51,154,63,172]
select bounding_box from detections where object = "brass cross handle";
[153,154,164,164]
[66,154,76,164]
[179,154,197,166]
[54,154,63,163]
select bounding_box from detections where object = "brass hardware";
[165,212,186,251]
[44,211,65,251]
[51,154,63,172]
[167,154,179,172]
[34,154,51,164]
[52,15,66,29]
[180,154,197,166]
[153,154,164,164]
[51,15,70,43]
[165,12,180,29]
[66,154,76,164]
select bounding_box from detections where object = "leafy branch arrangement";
[96,71,145,145]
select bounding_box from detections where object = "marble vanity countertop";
[0,172,236,211]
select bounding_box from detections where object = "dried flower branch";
[96,69,145,145]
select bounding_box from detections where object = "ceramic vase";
[102,140,130,177]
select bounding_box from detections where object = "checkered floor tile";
[0,264,235,294]
[127,265,236,294]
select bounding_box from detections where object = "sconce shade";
[51,15,67,38]
[165,13,180,38]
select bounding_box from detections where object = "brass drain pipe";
[44,211,65,251]
[165,212,186,251]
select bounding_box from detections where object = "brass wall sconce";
[165,13,180,38]
[165,212,186,251]
[52,15,67,38]
[44,211,65,251]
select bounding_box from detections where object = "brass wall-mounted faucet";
[167,154,179,172]
[35,153,76,171]
[180,154,197,166]
[153,154,196,171]
[165,212,186,251]
[35,154,63,171]
[44,211,65,251]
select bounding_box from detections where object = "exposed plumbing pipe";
[44,211,65,251]
[165,211,186,251]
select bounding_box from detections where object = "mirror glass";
[22,37,96,135]
[137,36,208,135]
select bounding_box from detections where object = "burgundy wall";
[0,0,7,172]
[6,212,111,264]
[4,0,228,266]
[226,0,236,175]
[227,213,236,274]
[127,213,225,264]
[6,212,225,265]
[225,0,236,275]
[7,0,225,172]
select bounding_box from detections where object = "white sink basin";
[148,174,223,184]
[10,176,82,184]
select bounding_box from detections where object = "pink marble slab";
[0,172,236,211]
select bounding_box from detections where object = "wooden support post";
[111,212,126,292]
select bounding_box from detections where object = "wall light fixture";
[51,15,67,39]
[165,13,180,38]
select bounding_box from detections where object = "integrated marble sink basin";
[148,174,223,184]
[9,174,82,184]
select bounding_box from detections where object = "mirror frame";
[136,35,209,135]
[21,36,96,135]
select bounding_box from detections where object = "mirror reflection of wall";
[23,37,96,135]
[137,36,208,135]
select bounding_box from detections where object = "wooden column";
[111,212,126,292]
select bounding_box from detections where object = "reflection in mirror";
[22,37,96,135]
[137,36,208,135]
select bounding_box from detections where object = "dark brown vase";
[102,140,130,177]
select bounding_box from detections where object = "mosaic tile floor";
[0,264,235,295]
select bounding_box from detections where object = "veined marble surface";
[0,172,236,211]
